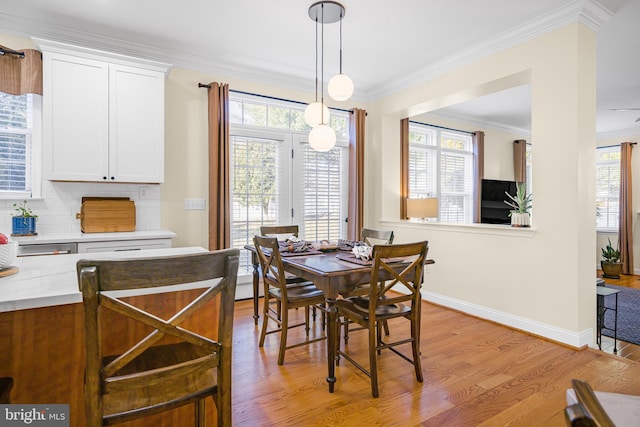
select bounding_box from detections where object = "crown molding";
[366,0,614,101]
[426,111,532,139]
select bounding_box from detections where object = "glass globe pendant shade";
[304,101,331,127]
[328,73,354,101]
[309,123,336,152]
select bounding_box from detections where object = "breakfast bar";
[0,247,218,427]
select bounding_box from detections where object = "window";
[408,122,474,223]
[596,146,620,230]
[229,93,349,273]
[0,92,41,198]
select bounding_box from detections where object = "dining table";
[245,243,434,393]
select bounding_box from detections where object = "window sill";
[380,219,536,238]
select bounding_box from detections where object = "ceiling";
[0,0,638,137]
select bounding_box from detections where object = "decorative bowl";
[0,241,18,269]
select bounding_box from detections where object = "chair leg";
[258,292,271,348]
[305,306,311,336]
[411,317,423,383]
[369,323,379,398]
[278,306,289,365]
[376,321,382,355]
[195,398,205,427]
[344,317,350,343]
[382,319,390,336]
[335,313,342,365]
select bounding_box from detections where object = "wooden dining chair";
[254,235,326,365]
[564,379,616,427]
[335,241,428,398]
[340,227,395,342]
[259,225,320,321]
[77,249,239,427]
[0,377,13,403]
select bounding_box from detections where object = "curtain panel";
[619,142,634,275]
[207,82,231,250]
[400,118,410,219]
[472,131,485,223]
[347,108,366,240]
[0,46,43,96]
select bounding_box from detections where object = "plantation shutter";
[302,144,348,242]
[0,92,32,195]
[230,134,287,270]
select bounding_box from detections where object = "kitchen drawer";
[77,238,172,253]
[18,242,78,257]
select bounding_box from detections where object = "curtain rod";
[599,142,637,149]
[197,83,354,114]
[0,47,25,58]
[408,120,475,135]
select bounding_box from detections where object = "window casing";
[596,146,620,231]
[408,123,474,223]
[229,93,349,273]
[0,92,42,198]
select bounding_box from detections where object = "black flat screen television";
[480,179,517,224]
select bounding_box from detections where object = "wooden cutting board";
[76,197,136,233]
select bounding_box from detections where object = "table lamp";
[406,198,439,221]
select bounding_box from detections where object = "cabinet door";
[109,65,165,183]
[43,53,109,181]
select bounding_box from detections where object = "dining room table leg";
[251,251,260,325]
[325,296,338,392]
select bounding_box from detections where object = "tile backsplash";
[0,181,161,236]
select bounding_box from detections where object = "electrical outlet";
[184,198,206,210]
[139,186,149,199]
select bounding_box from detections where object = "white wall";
[368,23,598,348]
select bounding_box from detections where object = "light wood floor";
[231,293,640,426]
[596,270,640,361]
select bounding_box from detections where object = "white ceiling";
[1,0,638,137]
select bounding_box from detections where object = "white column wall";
[369,23,597,347]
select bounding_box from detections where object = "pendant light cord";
[320,2,325,124]
[339,10,343,74]
[314,17,319,103]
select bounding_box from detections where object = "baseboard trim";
[422,290,593,349]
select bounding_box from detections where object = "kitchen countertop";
[0,246,206,313]
[11,230,176,245]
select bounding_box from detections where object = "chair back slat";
[77,252,234,292]
[260,225,299,239]
[361,228,394,246]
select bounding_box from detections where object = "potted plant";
[11,200,38,236]
[504,182,532,227]
[601,237,622,278]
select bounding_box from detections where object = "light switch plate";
[184,198,206,210]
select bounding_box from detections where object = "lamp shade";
[304,102,331,127]
[328,73,354,101]
[309,124,336,152]
[406,198,438,219]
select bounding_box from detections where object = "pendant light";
[307,1,337,152]
[327,7,353,101]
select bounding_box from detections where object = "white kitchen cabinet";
[38,39,170,183]
[77,238,173,253]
